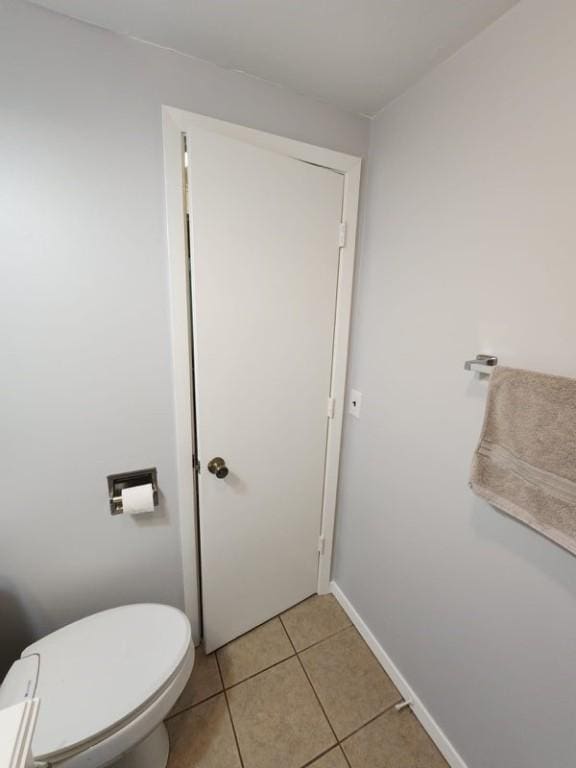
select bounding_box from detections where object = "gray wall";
[0,0,369,675]
[334,1,576,766]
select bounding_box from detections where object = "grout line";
[280,591,320,616]
[296,623,353,654]
[299,744,345,768]
[338,698,404,744]
[169,602,405,768]
[211,596,350,693]
[336,740,353,768]
[281,611,404,768]
[217,600,312,654]
[215,652,246,768]
[165,648,226,720]
[279,614,341,753]
[214,645,225,689]
[339,745,353,768]
[220,651,296,692]
[278,612,301,661]
[174,597,409,768]
[165,688,224,720]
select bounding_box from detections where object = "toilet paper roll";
[121,483,155,515]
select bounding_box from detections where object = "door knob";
[207,457,229,479]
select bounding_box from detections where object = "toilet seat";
[20,604,193,765]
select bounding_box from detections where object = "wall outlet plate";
[348,389,362,418]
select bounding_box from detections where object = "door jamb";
[162,106,362,641]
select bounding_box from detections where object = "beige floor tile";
[217,617,294,687]
[281,594,351,651]
[307,746,349,768]
[227,656,336,768]
[300,627,401,739]
[166,693,242,768]
[342,707,449,768]
[170,646,223,715]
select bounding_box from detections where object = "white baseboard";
[330,581,468,768]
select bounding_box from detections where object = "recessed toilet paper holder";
[107,468,159,515]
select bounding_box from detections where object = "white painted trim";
[163,106,361,172]
[162,105,361,634]
[330,582,468,768]
[317,162,361,594]
[162,108,201,642]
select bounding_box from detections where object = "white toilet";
[0,604,194,768]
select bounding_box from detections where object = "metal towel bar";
[464,354,498,374]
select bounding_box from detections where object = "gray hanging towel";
[470,366,576,555]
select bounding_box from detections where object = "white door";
[187,129,344,652]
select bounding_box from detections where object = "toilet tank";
[0,656,39,710]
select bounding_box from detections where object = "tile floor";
[166,594,448,768]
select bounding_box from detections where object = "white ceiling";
[29,0,519,115]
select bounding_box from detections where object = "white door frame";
[162,105,361,641]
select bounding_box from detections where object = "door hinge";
[318,535,326,555]
[338,222,347,248]
[327,397,336,419]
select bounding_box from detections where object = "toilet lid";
[22,604,191,759]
